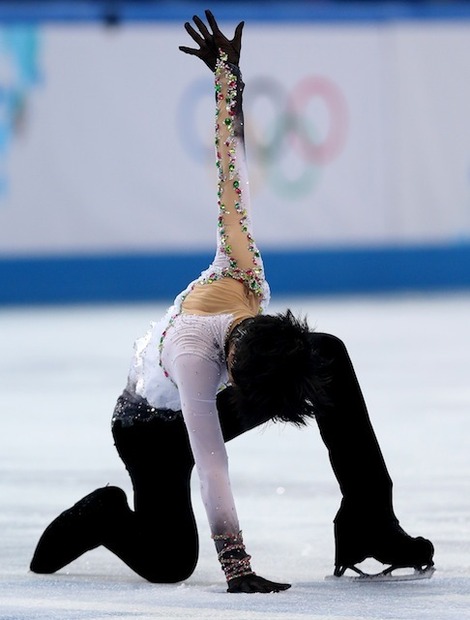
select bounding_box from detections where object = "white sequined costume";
[125,58,269,538]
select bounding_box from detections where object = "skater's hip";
[112,389,183,429]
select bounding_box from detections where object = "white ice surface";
[1,293,470,620]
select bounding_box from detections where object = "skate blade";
[325,565,435,583]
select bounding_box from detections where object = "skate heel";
[333,514,371,571]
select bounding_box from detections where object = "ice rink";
[1,293,469,620]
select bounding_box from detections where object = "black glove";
[179,9,244,71]
[213,531,291,594]
[227,574,291,594]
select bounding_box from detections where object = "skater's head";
[226,310,328,427]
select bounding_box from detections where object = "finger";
[184,22,205,47]
[257,580,281,593]
[178,46,201,57]
[256,578,291,592]
[269,581,291,592]
[205,9,222,35]
[254,579,277,593]
[192,14,212,38]
[233,21,245,45]
[248,577,287,593]
[265,579,291,589]
[273,582,291,591]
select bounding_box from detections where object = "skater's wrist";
[212,530,254,582]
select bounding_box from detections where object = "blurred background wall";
[1,1,470,304]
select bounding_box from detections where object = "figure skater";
[30,11,434,593]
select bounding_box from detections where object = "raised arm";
[180,10,265,299]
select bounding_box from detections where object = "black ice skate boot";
[333,501,434,577]
[30,485,130,574]
[311,333,435,579]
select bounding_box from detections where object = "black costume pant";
[102,333,394,582]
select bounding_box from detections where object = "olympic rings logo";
[178,74,349,199]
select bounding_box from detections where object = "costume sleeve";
[212,53,265,298]
[171,351,240,537]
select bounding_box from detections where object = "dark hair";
[227,310,329,427]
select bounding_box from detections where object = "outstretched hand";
[179,9,244,71]
[227,574,291,593]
